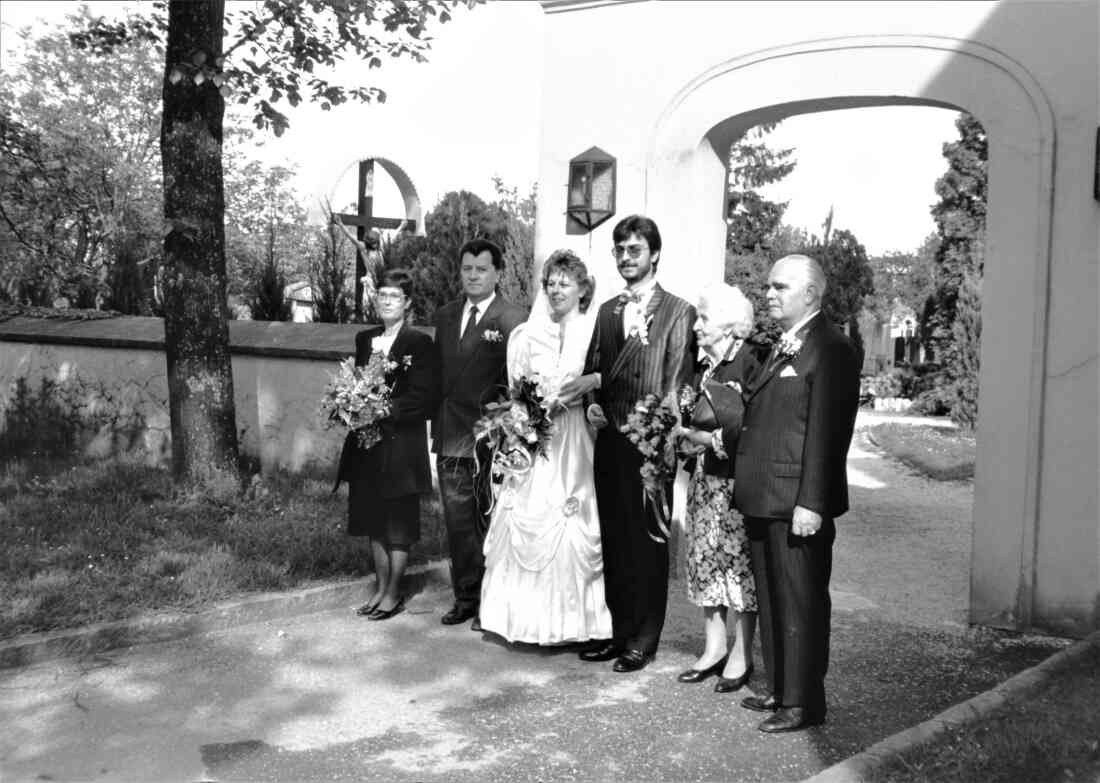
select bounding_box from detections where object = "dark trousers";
[746,515,835,714]
[437,455,492,611]
[593,429,670,655]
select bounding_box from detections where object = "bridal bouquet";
[474,374,555,479]
[621,386,695,542]
[319,354,398,450]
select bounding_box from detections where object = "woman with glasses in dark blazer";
[334,268,440,621]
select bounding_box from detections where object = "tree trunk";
[161,0,239,482]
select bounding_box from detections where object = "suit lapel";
[606,284,665,384]
[454,294,505,380]
[747,313,821,400]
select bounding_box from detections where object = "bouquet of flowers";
[621,385,695,542]
[474,375,556,481]
[319,354,399,450]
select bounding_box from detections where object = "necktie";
[461,304,479,343]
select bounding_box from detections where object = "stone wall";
[0,314,427,476]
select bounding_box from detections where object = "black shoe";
[741,693,781,713]
[355,599,380,616]
[470,615,482,632]
[612,649,654,673]
[714,664,754,693]
[758,707,825,733]
[579,641,623,662]
[677,656,728,683]
[368,598,406,621]
[441,605,476,625]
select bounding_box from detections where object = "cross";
[335,159,414,321]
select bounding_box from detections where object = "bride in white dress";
[480,250,613,645]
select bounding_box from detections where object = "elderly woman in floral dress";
[674,283,764,692]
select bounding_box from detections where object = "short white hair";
[698,283,754,337]
[774,254,827,302]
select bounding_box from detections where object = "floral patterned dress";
[684,345,758,612]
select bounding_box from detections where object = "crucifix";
[335,159,414,321]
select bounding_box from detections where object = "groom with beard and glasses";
[558,214,696,673]
[733,254,860,733]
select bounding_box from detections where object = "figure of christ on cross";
[334,158,417,321]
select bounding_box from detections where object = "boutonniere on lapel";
[777,334,803,360]
[482,328,504,344]
[627,313,654,346]
[400,354,413,369]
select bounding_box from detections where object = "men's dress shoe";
[578,641,623,662]
[470,615,482,632]
[741,693,781,713]
[368,598,405,621]
[441,605,476,625]
[612,649,654,673]
[714,664,754,693]
[677,656,728,683]
[758,707,825,733]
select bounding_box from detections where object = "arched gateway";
[533,1,1099,636]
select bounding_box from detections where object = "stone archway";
[644,36,1056,631]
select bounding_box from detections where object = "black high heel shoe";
[355,598,381,616]
[677,655,728,683]
[714,664,754,693]
[368,597,406,621]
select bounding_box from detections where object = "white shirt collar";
[624,277,658,303]
[781,309,820,341]
[464,291,496,318]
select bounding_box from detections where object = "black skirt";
[347,483,421,547]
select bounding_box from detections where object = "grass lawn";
[866,421,976,481]
[0,456,447,640]
[867,643,1100,783]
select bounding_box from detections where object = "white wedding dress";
[479,304,612,645]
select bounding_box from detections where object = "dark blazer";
[334,324,440,498]
[583,283,697,431]
[733,313,860,519]
[691,338,767,477]
[432,294,527,458]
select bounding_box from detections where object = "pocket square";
[779,365,798,378]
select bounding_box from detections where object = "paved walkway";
[0,425,1069,783]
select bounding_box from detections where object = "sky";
[1,0,961,256]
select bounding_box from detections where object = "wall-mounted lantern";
[566,146,616,234]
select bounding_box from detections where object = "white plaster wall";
[534,0,1100,634]
[0,341,349,476]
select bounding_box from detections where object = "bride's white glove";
[586,403,608,430]
[558,373,600,405]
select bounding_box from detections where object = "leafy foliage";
[309,211,356,323]
[922,113,987,428]
[726,123,796,254]
[384,189,524,323]
[69,0,475,137]
[0,9,164,309]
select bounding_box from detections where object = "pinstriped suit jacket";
[583,283,697,431]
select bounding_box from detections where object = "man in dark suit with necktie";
[560,214,696,673]
[432,239,527,629]
[733,254,861,732]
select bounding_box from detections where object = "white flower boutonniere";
[628,313,654,346]
[482,328,504,343]
[777,335,803,359]
[401,354,413,369]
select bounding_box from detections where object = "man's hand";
[791,505,823,537]
[586,403,608,430]
[559,373,599,405]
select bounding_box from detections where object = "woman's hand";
[674,425,710,456]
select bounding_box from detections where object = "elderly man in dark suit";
[733,254,861,732]
[432,239,527,630]
[560,214,696,673]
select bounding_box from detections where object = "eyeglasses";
[612,244,646,260]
